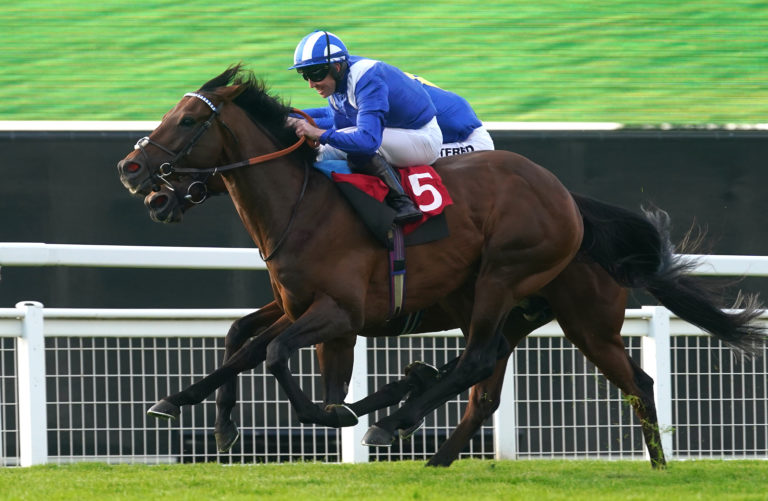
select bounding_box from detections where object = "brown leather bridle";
[133,91,320,261]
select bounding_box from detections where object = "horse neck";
[219,132,309,256]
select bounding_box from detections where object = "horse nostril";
[125,162,141,173]
[149,194,169,209]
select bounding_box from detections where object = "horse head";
[117,65,317,226]
[116,78,244,198]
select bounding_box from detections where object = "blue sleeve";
[301,107,335,129]
[320,70,387,155]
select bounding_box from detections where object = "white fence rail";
[1,243,767,466]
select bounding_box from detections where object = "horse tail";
[572,192,767,357]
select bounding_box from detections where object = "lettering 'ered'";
[440,145,475,157]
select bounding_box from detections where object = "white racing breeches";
[439,126,495,157]
[317,117,442,167]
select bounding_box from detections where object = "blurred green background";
[2,0,767,124]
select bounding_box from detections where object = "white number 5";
[407,172,442,212]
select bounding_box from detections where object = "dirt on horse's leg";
[147,315,290,423]
[213,303,284,452]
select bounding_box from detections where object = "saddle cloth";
[314,160,453,247]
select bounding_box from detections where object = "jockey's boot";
[357,155,422,224]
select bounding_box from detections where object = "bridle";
[133,91,319,260]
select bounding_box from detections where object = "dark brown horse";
[119,66,766,467]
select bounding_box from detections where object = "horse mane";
[199,64,316,164]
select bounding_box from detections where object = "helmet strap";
[329,61,346,85]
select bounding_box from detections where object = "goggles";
[299,64,330,82]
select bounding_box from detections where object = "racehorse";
[118,65,767,467]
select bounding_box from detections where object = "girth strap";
[388,225,407,317]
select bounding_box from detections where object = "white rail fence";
[1,243,767,467]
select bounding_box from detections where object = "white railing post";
[640,306,673,461]
[494,355,518,460]
[16,301,48,466]
[341,336,369,463]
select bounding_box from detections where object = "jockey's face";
[301,63,340,98]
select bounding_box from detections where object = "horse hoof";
[398,419,425,440]
[325,404,359,427]
[361,425,396,447]
[404,361,440,381]
[215,421,240,453]
[147,399,180,420]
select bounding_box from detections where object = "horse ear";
[220,84,247,101]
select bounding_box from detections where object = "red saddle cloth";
[331,165,453,235]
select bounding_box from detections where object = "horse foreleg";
[214,302,284,452]
[265,295,360,428]
[315,337,356,405]
[147,315,291,422]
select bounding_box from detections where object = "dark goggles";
[299,64,330,82]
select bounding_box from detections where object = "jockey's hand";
[291,119,326,141]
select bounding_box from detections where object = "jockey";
[288,30,441,224]
[302,74,495,158]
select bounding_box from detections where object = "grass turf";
[2,0,767,124]
[1,459,767,500]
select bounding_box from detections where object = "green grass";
[0,460,767,500]
[2,1,767,124]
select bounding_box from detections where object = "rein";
[168,107,319,176]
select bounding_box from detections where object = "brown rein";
[219,107,319,169]
[169,107,319,176]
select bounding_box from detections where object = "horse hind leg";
[545,262,667,468]
[567,327,666,468]
[427,302,552,467]
[626,357,666,468]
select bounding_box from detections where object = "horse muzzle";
[144,188,184,224]
[118,158,157,197]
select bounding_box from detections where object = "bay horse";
[119,65,766,467]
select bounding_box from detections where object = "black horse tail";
[572,192,767,357]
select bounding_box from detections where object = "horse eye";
[180,117,196,127]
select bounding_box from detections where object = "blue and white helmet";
[289,30,348,70]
